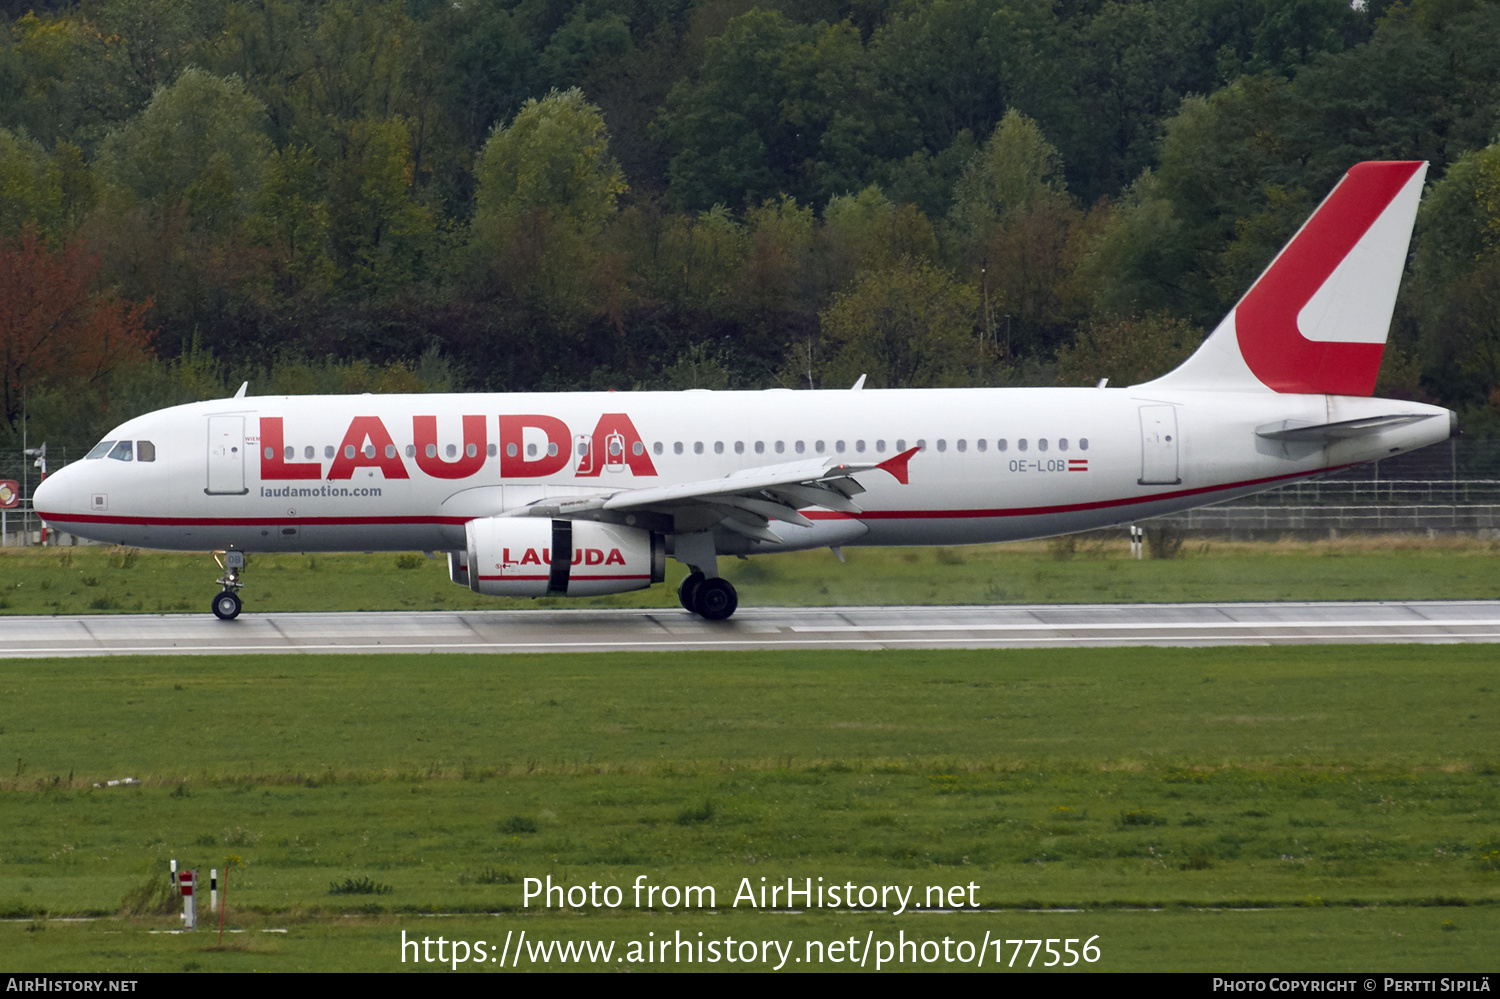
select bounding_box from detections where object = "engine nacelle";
[463,518,665,597]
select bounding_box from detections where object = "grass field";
[1,645,1496,972]
[2,534,1499,614]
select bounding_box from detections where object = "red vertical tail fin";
[1141,161,1427,396]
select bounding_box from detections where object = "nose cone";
[32,468,70,520]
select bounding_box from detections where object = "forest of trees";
[4,0,1500,453]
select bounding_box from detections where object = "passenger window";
[107,440,133,461]
[446,444,458,458]
[653,441,663,455]
[1038,439,1048,452]
[714,441,724,454]
[674,442,684,455]
[1018,439,1028,452]
[755,441,765,454]
[977,439,987,452]
[775,441,785,454]
[137,441,156,462]
[488,444,498,457]
[694,442,704,454]
[385,445,397,459]
[856,440,865,453]
[284,446,294,461]
[326,445,336,459]
[876,440,886,453]
[1080,438,1089,451]
[578,442,589,456]
[426,444,437,458]
[997,439,1007,452]
[548,443,558,457]
[632,441,643,456]
[1059,438,1069,452]
[506,443,518,457]
[795,441,805,454]
[956,439,966,452]
[467,443,478,458]
[936,439,946,452]
[836,440,845,453]
[734,441,744,454]
[304,446,315,460]
[86,441,115,460]
[916,439,926,451]
[345,445,356,459]
[815,441,824,454]
[530,443,541,457]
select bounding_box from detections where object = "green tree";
[471,88,627,326]
[948,110,1068,244]
[809,259,980,389]
[1054,313,1201,387]
[473,87,626,237]
[0,129,94,240]
[96,67,272,233]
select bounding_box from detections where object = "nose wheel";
[212,590,242,620]
[211,551,246,620]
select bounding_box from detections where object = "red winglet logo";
[876,447,920,485]
[1236,161,1423,396]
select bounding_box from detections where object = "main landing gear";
[211,550,246,620]
[678,571,738,621]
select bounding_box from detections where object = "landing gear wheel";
[212,590,242,621]
[678,571,705,612]
[692,577,738,621]
[210,550,246,620]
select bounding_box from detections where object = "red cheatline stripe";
[476,574,651,581]
[37,466,1347,532]
[803,467,1338,521]
[36,512,471,528]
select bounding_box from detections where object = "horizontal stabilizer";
[1255,413,1440,442]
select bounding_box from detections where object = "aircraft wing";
[500,448,918,543]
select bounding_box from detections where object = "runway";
[3,601,1500,657]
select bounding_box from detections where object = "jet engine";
[463,517,665,597]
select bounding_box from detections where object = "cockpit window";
[86,440,115,459]
[137,440,156,462]
[107,440,133,461]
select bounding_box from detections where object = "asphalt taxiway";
[3,601,1499,657]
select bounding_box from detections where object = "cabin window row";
[649,438,1090,456]
[269,437,1091,462]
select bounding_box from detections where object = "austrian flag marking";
[1067,459,1089,471]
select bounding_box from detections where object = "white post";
[211,869,219,913]
[181,869,197,930]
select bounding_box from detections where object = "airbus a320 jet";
[35,161,1454,620]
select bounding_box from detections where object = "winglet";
[876,446,919,485]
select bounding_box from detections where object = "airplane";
[33,160,1454,621]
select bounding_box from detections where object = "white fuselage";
[35,386,1453,555]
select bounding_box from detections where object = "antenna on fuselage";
[233,382,248,399]
[850,374,867,391]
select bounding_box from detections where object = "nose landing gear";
[211,550,246,620]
